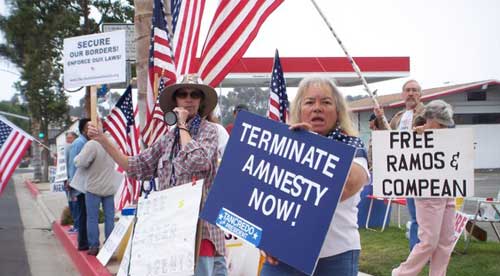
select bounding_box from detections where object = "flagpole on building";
[309,0,391,130]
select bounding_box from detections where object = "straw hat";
[159,74,218,117]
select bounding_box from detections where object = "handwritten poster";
[128,180,203,276]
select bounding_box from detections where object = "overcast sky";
[1,0,499,106]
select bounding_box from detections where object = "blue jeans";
[261,250,360,276]
[194,256,227,276]
[406,198,420,251]
[68,200,78,230]
[76,193,88,249]
[85,192,115,248]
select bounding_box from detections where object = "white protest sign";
[54,134,68,183]
[453,211,469,248]
[225,233,260,276]
[117,231,133,276]
[63,30,126,88]
[97,215,134,266]
[373,128,474,198]
[129,180,204,276]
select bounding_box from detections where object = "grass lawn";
[359,227,500,276]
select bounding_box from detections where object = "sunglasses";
[175,90,204,99]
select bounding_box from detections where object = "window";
[454,113,500,124]
[467,91,487,101]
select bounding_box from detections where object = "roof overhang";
[206,56,410,87]
[351,80,500,112]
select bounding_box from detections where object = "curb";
[53,222,112,276]
[23,179,112,276]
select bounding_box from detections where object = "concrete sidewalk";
[23,173,372,276]
[22,174,119,276]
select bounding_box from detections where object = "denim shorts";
[260,250,360,276]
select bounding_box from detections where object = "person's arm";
[173,122,218,176]
[74,142,96,168]
[374,107,391,130]
[340,161,369,201]
[87,122,129,170]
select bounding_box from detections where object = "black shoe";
[87,247,99,256]
[77,246,89,251]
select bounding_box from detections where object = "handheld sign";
[63,30,126,88]
[129,180,203,276]
[200,111,356,275]
[372,128,474,198]
[54,134,68,183]
[97,215,134,266]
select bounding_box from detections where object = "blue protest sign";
[200,111,356,275]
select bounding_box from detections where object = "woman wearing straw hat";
[87,74,227,275]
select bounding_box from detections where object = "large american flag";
[268,49,288,123]
[171,0,206,75]
[0,117,32,195]
[197,0,284,87]
[142,78,168,147]
[145,0,176,139]
[103,86,141,210]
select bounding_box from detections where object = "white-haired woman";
[393,100,456,276]
[261,76,370,276]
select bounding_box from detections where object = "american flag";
[268,49,288,123]
[0,117,32,195]
[145,0,176,132]
[142,78,168,147]
[103,86,141,210]
[198,0,284,87]
[171,0,206,75]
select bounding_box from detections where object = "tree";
[0,0,134,181]
[219,87,269,126]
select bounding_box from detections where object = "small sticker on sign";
[216,208,262,247]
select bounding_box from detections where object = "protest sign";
[54,133,68,183]
[200,111,356,275]
[225,233,260,276]
[128,180,203,276]
[372,128,474,198]
[97,215,134,266]
[63,30,126,88]
[117,232,133,276]
[453,211,469,248]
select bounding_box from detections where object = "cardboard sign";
[54,134,68,183]
[97,215,134,266]
[200,111,356,275]
[372,129,474,198]
[128,180,203,276]
[63,30,126,88]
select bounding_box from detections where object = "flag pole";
[309,0,391,129]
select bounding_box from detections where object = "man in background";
[374,79,425,251]
[225,104,249,134]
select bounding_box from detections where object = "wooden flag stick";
[90,85,98,126]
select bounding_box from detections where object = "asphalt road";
[0,178,31,276]
[0,171,76,276]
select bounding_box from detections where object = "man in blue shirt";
[68,118,90,251]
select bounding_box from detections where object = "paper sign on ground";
[129,180,204,276]
[200,111,356,275]
[97,215,134,266]
[63,30,126,88]
[372,129,474,198]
